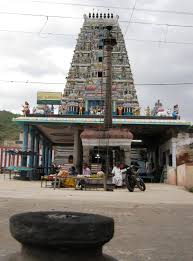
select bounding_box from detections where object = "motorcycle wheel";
[125,179,134,192]
[137,180,146,191]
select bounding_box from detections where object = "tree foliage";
[0,110,21,145]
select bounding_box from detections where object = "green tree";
[0,111,21,145]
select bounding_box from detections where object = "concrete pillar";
[172,138,177,168]
[42,140,46,170]
[83,146,90,167]
[48,145,52,175]
[34,134,40,169]
[44,144,48,176]
[29,128,35,168]
[73,129,82,171]
[123,147,131,166]
[152,149,156,168]
[21,124,29,167]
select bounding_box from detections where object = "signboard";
[37,92,62,105]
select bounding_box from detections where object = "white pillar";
[171,138,177,168]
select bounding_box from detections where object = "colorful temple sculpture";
[13,13,193,183]
[61,13,139,116]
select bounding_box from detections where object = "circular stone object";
[10,212,114,250]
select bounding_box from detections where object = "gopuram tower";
[62,12,139,116]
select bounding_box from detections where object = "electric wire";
[1,11,193,29]
[0,29,193,46]
[0,79,193,86]
[32,1,193,17]
[39,16,48,34]
[124,0,138,36]
[0,11,81,19]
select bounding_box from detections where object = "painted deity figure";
[89,106,94,115]
[157,110,170,117]
[22,101,30,116]
[172,104,180,119]
[96,106,102,115]
[50,105,54,115]
[167,108,172,116]
[133,106,141,116]
[58,105,62,115]
[44,105,50,115]
[153,99,163,115]
[145,106,151,116]
[32,106,36,114]
[79,102,84,115]
[117,105,123,116]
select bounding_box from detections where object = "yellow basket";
[62,177,76,188]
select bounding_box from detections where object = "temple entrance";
[91,146,125,171]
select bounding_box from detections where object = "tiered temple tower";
[62,12,139,116]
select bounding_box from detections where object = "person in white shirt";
[112,163,123,187]
[82,163,91,176]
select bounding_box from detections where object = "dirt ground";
[0,175,193,261]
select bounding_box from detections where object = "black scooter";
[123,165,146,192]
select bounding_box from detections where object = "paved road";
[0,175,193,261]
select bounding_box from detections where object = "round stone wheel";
[10,211,114,250]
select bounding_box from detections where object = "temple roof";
[13,116,192,145]
[14,116,191,127]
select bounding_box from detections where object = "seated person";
[112,163,123,187]
[82,163,91,176]
[77,163,91,190]
[69,166,78,176]
[51,162,59,174]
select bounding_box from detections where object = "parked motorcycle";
[123,165,146,192]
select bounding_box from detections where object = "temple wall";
[177,163,193,189]
[176,132,193,165]
[159,132,193,170]
[166,167,177,185]
[54,146,74,165]
[158,139,173,167]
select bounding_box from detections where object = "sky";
[0,0,193,121]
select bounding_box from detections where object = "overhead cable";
[0,29,193,46]
[32,1,193,17]
[1,79,193,86]
[124,0,138,36]
[39,16,49,34]
[1,11,193,29]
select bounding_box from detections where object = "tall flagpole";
[103,26,117,190]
